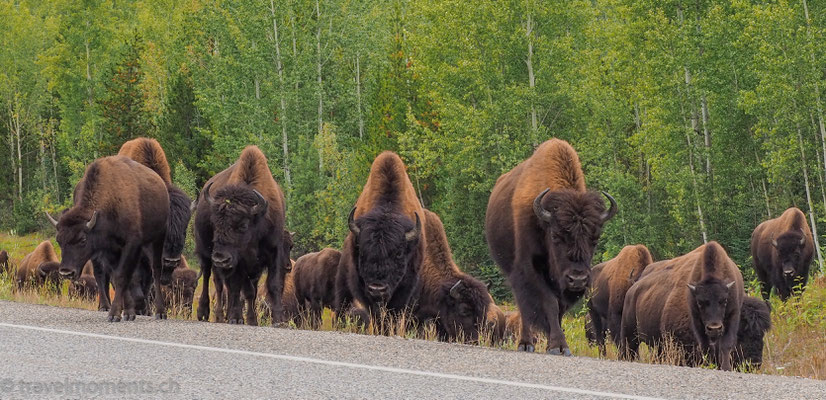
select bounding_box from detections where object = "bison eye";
[698,300,709,308]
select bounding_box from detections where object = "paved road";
[0,301,823,399]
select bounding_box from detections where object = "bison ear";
[450,280,465,299]
[86,211,98,231]
[405,213,421,242]
[533,188,553,223]
[348,207,361,236]
[45,212,59,227]
[726,280,735,289]
[687,283,697,292]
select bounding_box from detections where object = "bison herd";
[0,137,814,372]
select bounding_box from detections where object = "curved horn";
[799,228,806,246]
[687,283,697,292]
[251,189,268,215]
[405,213,421,242]
[450,280,464,299]
[203,182,215,206]
[533,188,553,223]
[726,280,735,289]
[348,207,361,236]
[771,233,778,248]
[45,212,58,227]
[601,191,618,222]
[86,211,98,231]
[190,199,197,212]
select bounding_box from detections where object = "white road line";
[0,322,664,400]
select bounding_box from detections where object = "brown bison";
[485,139,617,355]
[619,241,744,371]
[587,244,653,356]
[335,152,424,326]
[68,261,98,301]
[118,137,194,272]
[47,155,170,322]
[16,241,61,291]
[292,248,340,328]
[417,209,504,343]
[751,207,814,301]
[160,255,200,317]
[734,296,772,370]
[0,250,9,275]
[195,146,288,325]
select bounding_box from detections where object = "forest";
[2,0,826,301]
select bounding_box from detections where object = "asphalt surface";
[0,301,823,399]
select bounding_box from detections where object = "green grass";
[2,232,824,380]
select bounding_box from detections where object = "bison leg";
[108,244,140,322]
[213,274,226,323]
[147,240,168,320]
[755,267,772,301]
[196,257,212,322]
[225,279,243,324]
[265,264,286,326]
[241,277,258,326]
[588,309,606,357]
[618,302,640,360]
[92,259,111,312]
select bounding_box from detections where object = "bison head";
[204,183,268,271]
[687,278,736,344]
[735,297,771,369]
[771,229,807,282]
[435,277,491,343]
[348,207,421,305]
[48,210,97,280]
[533,188,617,294]
[69,275,98,301]
[36,261,62,288]
[162,187,194,272]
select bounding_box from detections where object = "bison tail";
[165,186,194,258]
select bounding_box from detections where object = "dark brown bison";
[335,152,424,326]
[485,139,617,355]
[417,209,504,343]
[160,255,200,317]
[68,261,98,302]
[587,244,653,356]
[619,241,744,371]
[16,241,61,291]
[0,250,9,275]
[118,137,194,272]
[734,296,772,370]
[47,155,170,322]
[751,207,814,301]
[292,248,340,328]
[195,146,288,325]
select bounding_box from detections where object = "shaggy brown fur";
[335,151,425,326]
[751,207,814,301]
[69,261,98,301]
[195,147,287,326]
[485,139,617,355]
[117,137,172,184]
[52,155,169,322]
[620,242,744,371]
[16,241,61,290]
[417,209,503,342]
[587,245,653,355]
[160,256,199,317]
[0,250,9,275]
[734,296,772,370]
[293,248,340,328]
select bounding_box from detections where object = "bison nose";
[783,268,795,277]
[212,252,232,268]
[367,283,389,298]
[58,266,76,279]
[705,322,723,336]
[565,273,589,290]
[163,257,181,268]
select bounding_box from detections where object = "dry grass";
[1,232,824,380]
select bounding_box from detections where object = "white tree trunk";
[525,7,537,146]
[85,20,96,159]
[15,107,23,201]
[316,0,324,171]
[797,125,824,273]
[270,0,291,189]
[803,0,826,191]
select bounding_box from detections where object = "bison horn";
[771,233,778,248]
[450,280,465,299]
[348,207,361,236]
[600,191,618,222]
[45,212,59,227]
[251,189,268,215]
[203,182,215,206]
[190,199,197,212]
[405,213,421,242]
[726,280,735,289]
[86,211,98,231]
[687,283,697,292]
[799,228,806,246]
[533,188,553,223]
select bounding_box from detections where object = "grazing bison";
[734,296,772,370]
[47,156,170,322]
[118,137,194,272]
[335,152,424,326]
[292,248,340,328]
[751,207,814,301]
[417,209,504,343]
[619,242,744,371]
[587,244,653,356]
[160,255,200,317]
[0,250,9,275]
[68,261,98,302]
[485,139,617,355]
[195,146,288,325]
[16,241,61,291]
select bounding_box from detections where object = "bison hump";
[117,137,172,185]
[355,151,421,221]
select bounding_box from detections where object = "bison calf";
[68,261,98,302]
[734,296,772,370]
[160,256,200,317]
[292,248,340,328]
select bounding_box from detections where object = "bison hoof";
[108,315,122,323]
[228,318,242,324]
[99,306,110,312]
[517,343,535,352]
[154,313,167,320]
[197,312,209,322]
[123,314,136,322]
[547,347,572,357]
